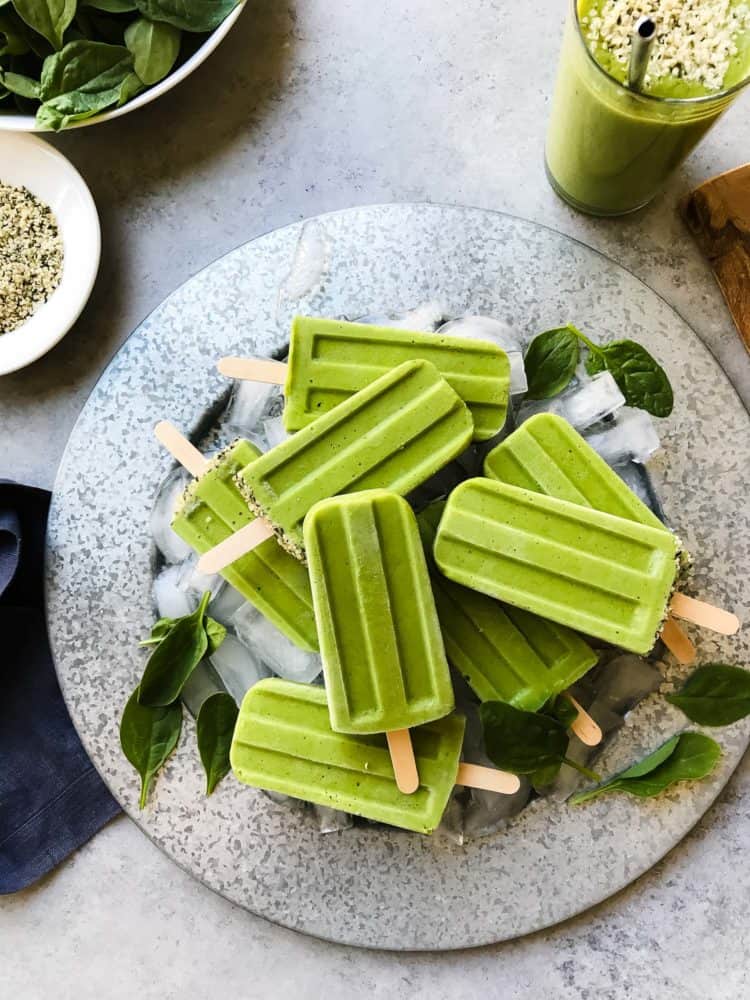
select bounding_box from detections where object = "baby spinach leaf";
[84,0,137,11]
[133,0,238,33]
[13,0,76,50]
[613,734,680,779]
[120,686,182,808]
[138,591,209,706]
[541,693,579,730]
[205,615,226,655]
[530,761,563,790]
[140,610,224,653]
[0,10,32,54]
[0,67,39,95]
[139,615,176,646]
[116,66,141,102]
[585,339,673,417]
[570,732,720,805]
[125,15,179,84]
[667,664,750,726]
[196,692,238,794]
[37,39,134,129]
[480,701,599,781]
[523,326,580,399]
[85,11,129,44]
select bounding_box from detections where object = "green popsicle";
[283,315,510,441]
[418,501,597,710]
[305,490,454,734]
[484,412,664,529]
[171,439,318,651]
[230,678,465,834]
[237,359,474,560]
[434,478,680,655]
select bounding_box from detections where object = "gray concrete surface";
[1,0,749,995]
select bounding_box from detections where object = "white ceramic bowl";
[0,3,246,133]
[0,133,100,374]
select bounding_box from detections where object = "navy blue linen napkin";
[0,482,120,894]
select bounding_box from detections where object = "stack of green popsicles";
[283,315,511,440]
[235,359,474,560]
[171,439,318,651]
[434,477,680,655]
[418,501,597,710]
[230,678,465,834]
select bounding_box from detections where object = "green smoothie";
[546,0,750,216]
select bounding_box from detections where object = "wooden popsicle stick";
[669,593,740,636]
[564,694,603,747]
[154,420,209,477]
[455,762,521,795]
[386,729,419,795]
[660,616,697,665]
[197,518,277,574]
[217,357,288,384]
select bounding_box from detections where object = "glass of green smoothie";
[546,0,750,216]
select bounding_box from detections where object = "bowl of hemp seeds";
[0,132,100,375]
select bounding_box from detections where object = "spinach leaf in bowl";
[13,0,75,50]
[125,15,179,84]
[36,39,135,129]
[133,0,237,32]
[0,0,240,127]
[84,0,137,11]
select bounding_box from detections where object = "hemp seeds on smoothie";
[0,181,63,335]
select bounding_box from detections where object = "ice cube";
[153,564,196,619]
[516,371,625,430]
[207,582,246,625]
[225,379,277,435]
[584,407,661,465]
[463,778,532,840]
[354,301,444,332]
[262,789,298,807]
[181,660,225,717]
[177,555,221,602]
[395,301,444,331]
[150,467,192,564]
[313,805,353,834]
[438,316,527,394]
[209,633,271,705]
[278,221,329,302]
[585,652,663,717]
[563,372,625,427]
[231,602,322,683]
[435,789,465,845]
[613,463,667,523]
[508,353,528,396]
[438,315,521,352]
[262,415,289,449]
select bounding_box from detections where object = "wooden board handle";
[217,357,288,384]
[455,762,521,795]
[196,518,277,574]
[154,421,209,478]
[681,164,750,354]
[386,729,419,794]
[670,593,740,636]
[660,615,697,665]
[565,694,602,747]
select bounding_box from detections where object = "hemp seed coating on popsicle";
[0,182,63,335]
